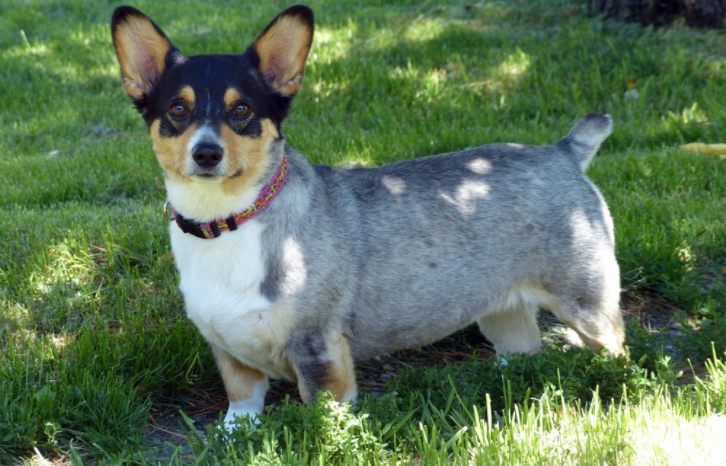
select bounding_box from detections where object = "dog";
[111,4,625,430]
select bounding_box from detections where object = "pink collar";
[165,154,288,239]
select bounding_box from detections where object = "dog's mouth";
[188,168,244,180]
[188,165,223,179]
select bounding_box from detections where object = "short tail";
[558,113,613,171]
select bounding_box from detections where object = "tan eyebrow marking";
[178,85,195,107]
[224,88,243,109]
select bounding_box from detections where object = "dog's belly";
[349,291,486,360]
[170,220,295,381]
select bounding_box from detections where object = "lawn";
[1,0,725,464]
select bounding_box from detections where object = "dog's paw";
[223,404,262,432]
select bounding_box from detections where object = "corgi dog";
[111,5,624,430]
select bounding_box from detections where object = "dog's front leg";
[210,343,269,431]
[288,329,358,406]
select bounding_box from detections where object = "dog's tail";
[557,113,613,172]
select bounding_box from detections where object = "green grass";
[186,349,726,465]
[1,0,725,464]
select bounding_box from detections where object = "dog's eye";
[170,103,189,117]
[232,103,250,117]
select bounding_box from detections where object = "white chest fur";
[170,219,292,380]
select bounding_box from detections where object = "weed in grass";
[183,393,395,466]
[626,319,664,372]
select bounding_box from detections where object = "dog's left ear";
[252,5,314,98]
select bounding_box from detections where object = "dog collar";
[165,154,288,239]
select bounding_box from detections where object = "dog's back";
[258,114,621,360]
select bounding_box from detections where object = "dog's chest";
[170,220,293,380]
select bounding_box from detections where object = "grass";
[185,349,726,465]
[1,0,725,464]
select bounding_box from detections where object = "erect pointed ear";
[252,5,314,97]
[111,6,179,103]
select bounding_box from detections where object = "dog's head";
[111,5,313,193]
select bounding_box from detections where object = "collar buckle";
[163,200,175,222]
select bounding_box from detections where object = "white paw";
[342,386,358,405]
[223,401,263,432]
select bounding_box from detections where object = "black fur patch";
[232,117,263,138]
[260,251,283,301]
[288,330,331,391]
[297,359,331,392]
[300,331,327,359]
[157,113,188,137]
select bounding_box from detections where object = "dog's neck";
[165,153,288,239]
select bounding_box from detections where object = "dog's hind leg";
[478,292,542,355]
[548,296,625,356]
[211,344,269,431]
[546,250,625,355]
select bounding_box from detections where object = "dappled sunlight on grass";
[0,22,137,158]
[21,236,110,335]
[1,22,119,82]
[32,237,99,294]
[387,64,450,102]
[0,300,75,367]
[705,59,725,77]
[1,49,117,85]
[311,78,349,99]
[334,156,372,169]
[0,303,33,348]
[462,48,532,109]
[1,42,50,58]
[497,48,531,83]
[334,147,382,168]
[403,17,446,43]
[312,25,357,64]
[378,47,531,107]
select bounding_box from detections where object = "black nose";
[192,143,223,168]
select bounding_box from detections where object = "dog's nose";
[192,143,223,168]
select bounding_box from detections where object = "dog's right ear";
[111,6,179,105]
